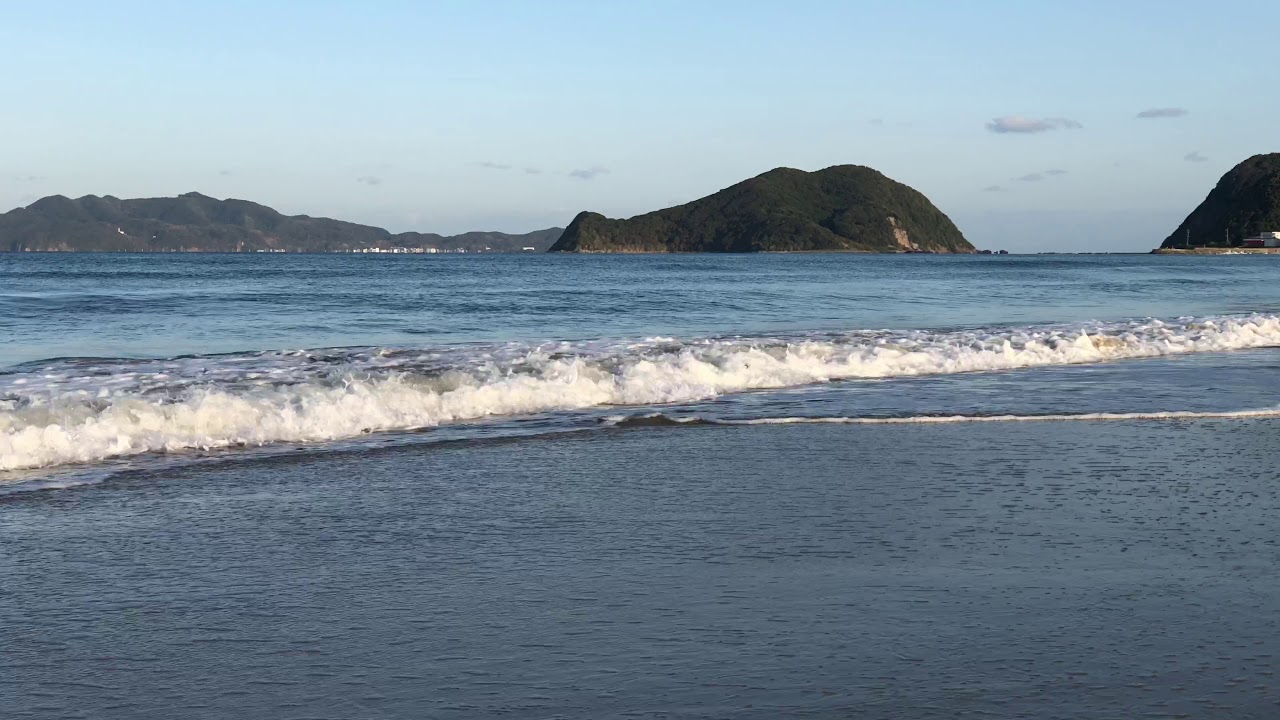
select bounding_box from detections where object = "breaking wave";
[4,312,1280,472]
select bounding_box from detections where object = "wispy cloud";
[569,166,610,181]
[868,117,912,129]
[986,115,1082,134]
[1184,151,1209,163]
[356,175,382,186]
[14,175,45,182]
[983,185,1007,192]
[1013,169,1068,183]
[1137,107,1189,119]
[478,161,607,179]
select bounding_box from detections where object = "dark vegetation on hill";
[549,165,973,253]
[0,192,562,253]
[1161,153,1280,248]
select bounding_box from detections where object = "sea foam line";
[713,408,1280,425]
[602,407,1280,428]
[4,312,1280,472]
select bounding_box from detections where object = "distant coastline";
[1151,247,1280,255]
[0,192,563,254]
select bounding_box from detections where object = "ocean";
[4,252,1280,718]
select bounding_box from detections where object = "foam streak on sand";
[4,312,1280,472]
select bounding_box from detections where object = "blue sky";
[2,0,1276,252]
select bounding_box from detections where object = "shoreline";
[1152,247,1280,255]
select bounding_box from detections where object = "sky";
[2,0,1277,252]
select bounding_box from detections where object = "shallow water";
[4,420,1280,719]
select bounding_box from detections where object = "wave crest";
[5,312,1280,472]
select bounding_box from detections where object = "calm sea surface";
[4,253,1280,718]
[3,252,1277,367]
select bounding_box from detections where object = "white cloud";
[986,115,1082,134]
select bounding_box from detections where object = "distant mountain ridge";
[1161,153,1280,248]
[550,165,973,253]
[0,192,563,253]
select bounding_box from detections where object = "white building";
[1242,231,1280,248]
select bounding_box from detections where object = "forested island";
[550,165,973,253]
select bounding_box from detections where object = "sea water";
[6,252,1280,719]
[3,252,1280,482]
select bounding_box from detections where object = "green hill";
[549,165,972,253]
[1161,153,1280,248]
[0,192,562,253]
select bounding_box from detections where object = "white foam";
[710,408,1280,425]
[5,312,1280,472]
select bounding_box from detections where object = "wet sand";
[4,419,1280,719]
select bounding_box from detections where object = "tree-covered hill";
[550,165,972,253]
[1161,153,1280,248]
